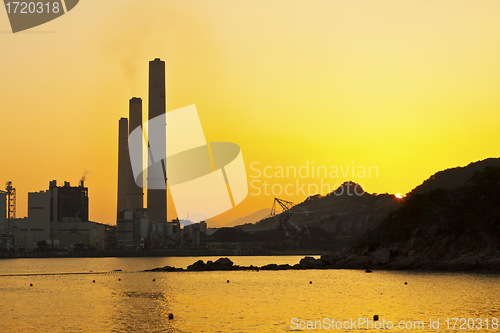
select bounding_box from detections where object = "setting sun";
[395,193,403,199]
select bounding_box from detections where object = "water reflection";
[109,278,178,333]
[1,258,500,332]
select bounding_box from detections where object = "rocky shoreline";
[321,248,500,271]
[143,253,500,272]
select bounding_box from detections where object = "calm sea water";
[1,256,499,332]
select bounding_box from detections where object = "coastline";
[144,255,500,272]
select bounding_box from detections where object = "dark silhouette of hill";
[411,157,500,195]
[206,225,338,246]
[204,158,500,264]
[241,181,399,248]
[338,166,500,270]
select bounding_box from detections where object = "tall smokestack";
[127,97,144,211]
[117,117,129,217]
[147,58,167,223]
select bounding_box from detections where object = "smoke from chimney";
[80,170,91,183]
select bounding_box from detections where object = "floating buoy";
[92,280,95,283]
[309,281,312,284]
[404,282,407,285]
[227,280,230,283]
[153,278,155,282]
[30,283,33,287]
[373,315,379,321]
[168,313,174,320]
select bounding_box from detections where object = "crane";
[269,198,312,239]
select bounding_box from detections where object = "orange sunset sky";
[1,0,500,225]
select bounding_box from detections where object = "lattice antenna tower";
[6,181,16,221]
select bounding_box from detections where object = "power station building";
[146,58,167,224]
[0,190,9,248]
[116,58,168,248]
[16,180,105,250]
[115,58,208,250]
[0,191,6,231]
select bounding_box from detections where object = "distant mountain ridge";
[411,157,500,195]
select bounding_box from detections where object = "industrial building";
[184,221,208,247]
[150,219,181,248]
[117,117,129,216]
[114,58,214,251]
[147,58,167,224]
[16,180,105,250]
[0,191,5,230]
[184,223,200,247]
[117,208,148,249]
[127,97,144,211]
[116,58,168,248]
[117,98,145,216]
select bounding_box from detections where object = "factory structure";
[0,59,208,254]
[116,58,206,249]
[0,182,17,250]
[0,180,106,251]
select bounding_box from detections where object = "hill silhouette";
[241,181,399,248]
[341,166,500,270]
[411,157,500,195]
